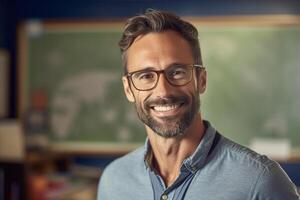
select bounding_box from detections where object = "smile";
[152,104,181,112]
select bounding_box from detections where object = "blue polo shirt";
[98,121,299,200]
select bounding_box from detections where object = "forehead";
[126,31,194,72]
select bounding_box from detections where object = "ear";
[197,69,207,94]
[122,76,135,102]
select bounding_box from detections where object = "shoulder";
[217,135,274,169]
[251,160,300,199]
[97,146,150,199]
[108,146,144,168]
[215,135,299,199]
[100,146,146,181]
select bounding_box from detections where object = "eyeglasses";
[126,64,205,91]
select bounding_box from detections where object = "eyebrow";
[127,67,156,75]
[127,62,191,75]
[133,63,188,71]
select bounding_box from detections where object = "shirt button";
[161,194,168,200]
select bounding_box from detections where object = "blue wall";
[13,0,300,20]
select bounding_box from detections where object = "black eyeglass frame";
[125,64,205,91]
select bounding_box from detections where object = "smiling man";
[97,9,299,200]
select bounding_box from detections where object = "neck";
[146,114,205,187]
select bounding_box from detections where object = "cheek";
[133,91,146,108]
[137,91,155,112]
[185,82,198,96]
[185,87,199,106]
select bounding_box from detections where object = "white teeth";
[153,104,180,112]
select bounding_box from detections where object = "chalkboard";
[19,19,300,152]
[199,26,300,149]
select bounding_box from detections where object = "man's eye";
[135,72,155,81]
[171,69,187,78]
[173,69,186,75]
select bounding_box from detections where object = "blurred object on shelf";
[29,173,48,200]
[0,120,24,162]
[24,89,50,150]
[30,173,98,200]
[26,151,101,200]
[47,174,97,200]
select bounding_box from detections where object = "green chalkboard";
[20,21,300,152]
[199,26,300,149]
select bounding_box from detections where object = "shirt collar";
[183,120,216,173]
[143,120,217,173]
[143,137,152,169]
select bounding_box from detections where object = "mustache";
[145,95,189,108]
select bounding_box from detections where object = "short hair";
[119,9,203,74]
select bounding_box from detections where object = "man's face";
[122,31,206,138]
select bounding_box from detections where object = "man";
[98,9,299,200]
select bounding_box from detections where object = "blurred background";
[0,0,300,199]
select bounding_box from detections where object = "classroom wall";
[12,0,300,19]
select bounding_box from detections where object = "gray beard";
[135,94,200,138]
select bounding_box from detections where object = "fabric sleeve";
[97,167,112,200]
[251,161,299,200]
